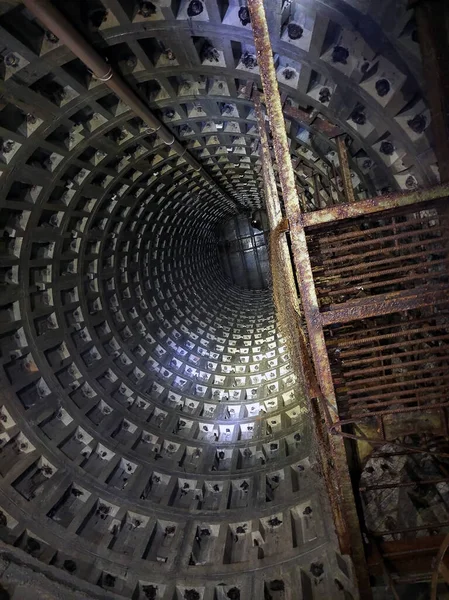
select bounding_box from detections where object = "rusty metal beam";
[360,477,449,492]
[336,137,356,204]
[246,0,337,419]
[253,89,321,401]
[298,182,449,228]
[321,285,448,326]
[246,1,372,597]
[431,532,449,600]
[367,535,448,583]
[253,92,283,229]
[373,522,449,537]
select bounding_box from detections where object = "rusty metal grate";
[308,203,447,307]
[300,200,449,436]
[325,306,449,429]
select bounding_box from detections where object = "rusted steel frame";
[341,339,445,359]
[317,226,444,254]
[346,367,449,390]
[317,215,442,244]
[297,182,449,227]
[341,332,449,360]
[312,226,445,254]
[318,252,444,280]
[345,393,449,414]
[369,537,401,600]
[336,321,448,351]
[331,163,346,204]
[431,533,449,600]
[282,102,342,138]
[346,353,449,377]
[322,259,449,288]
[253,92,283,228]
[323,264,449,296]
[373,522,449,537]
[318,241,445,269]
[379,537,446,559]
[344,393,449,414]
[360,477,449,492]
[331,427,449,460]
[247,1,372,596]
[333,400,449,425]
[344,355,449,378]
[253,91,299,314]
[318,237,445,264]
[335,427,449,456]
[313,174,323,209]
[319,249,446,276]
[246,0,337,417]
[22,0,239,211]
[347,378,449,398]
[345,360,449,383]
[253,91,319,401]
[336,137,356,204]
[321,286,449,326]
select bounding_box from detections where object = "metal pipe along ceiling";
[22,0,240,210]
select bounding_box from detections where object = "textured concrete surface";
[0,0,436,597]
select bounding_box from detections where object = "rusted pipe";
[22,0,239,209]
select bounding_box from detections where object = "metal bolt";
[287,22,303,40]
[2,141,14,154]
[187,0,204,17]
[319,87,331,103]
[407,113,427,134]
[4,53,19,68]
[238,6,250,26]
[379,140,394,155]
[375,78,390,97]
[350,107,366,125]
[332,45,349,64]
[138,1,156,17]
[45,30,59,44]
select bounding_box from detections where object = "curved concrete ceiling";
[0,1,436,599]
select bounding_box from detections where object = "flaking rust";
[300,181,449,227]
[247,1,373,596]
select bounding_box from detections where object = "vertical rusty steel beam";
[336,136,356,203]
[247,1,372,597]
[253,92,283,229]
[254,90,318,399]
[431,532,449,600]
[313,174,324,209]
[256,82,353,572]
[246,0,337,414]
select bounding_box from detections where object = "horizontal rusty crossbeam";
[360,477,449,492]
[321,285,448,325]
[372,522,449,538]
[296,182,449,227]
